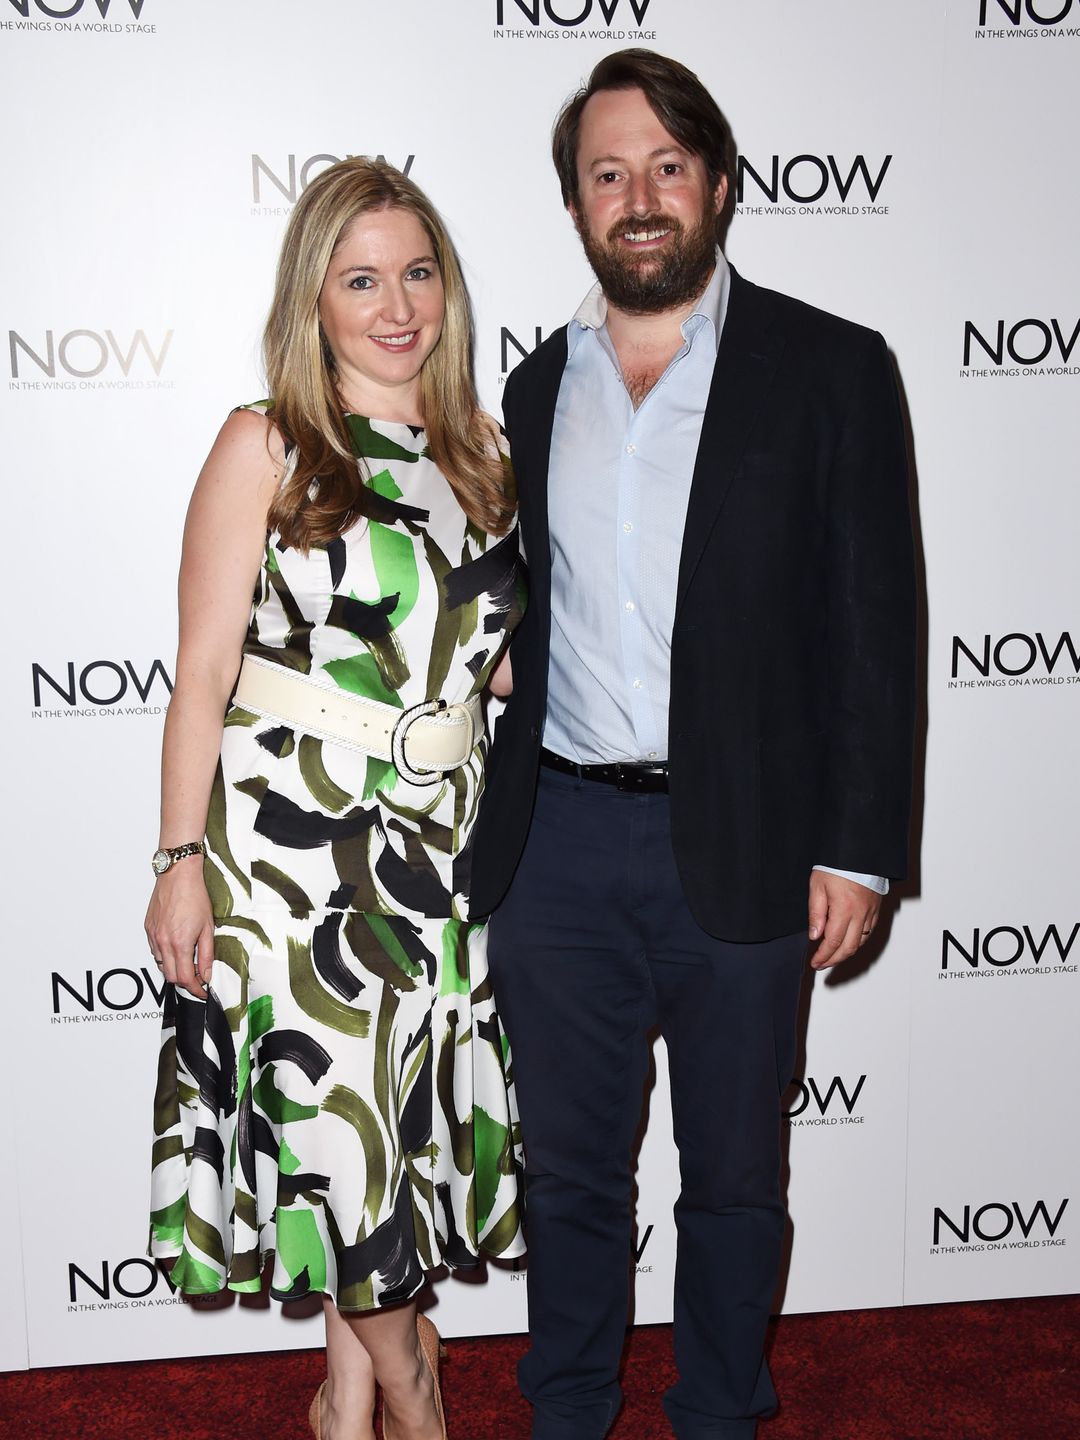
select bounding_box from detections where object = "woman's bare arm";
[144,411,283,997]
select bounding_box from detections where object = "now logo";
[499,325,550,373]
[9,329,172,379]
[52,967,168,1015]
[496,0,653,24]
[979,0,1078,23]
[963,318,1080,367]
[252,153,415,205]
[32,659,173,708]
[69,1257,174,1303]
[737,154,892,205]
[7,0,147,15]
[933,1198,1068,1245]
[784,1075,866,1117]
[941,924,1078,970]
[951,632,1080,678]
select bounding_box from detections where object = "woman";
[145,158,525,1440]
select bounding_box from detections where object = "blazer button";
[529,724,539,739]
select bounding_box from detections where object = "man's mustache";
[604,213,683,246]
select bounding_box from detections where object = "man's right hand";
[807,869,881,971]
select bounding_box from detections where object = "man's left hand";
[807,871,881,970]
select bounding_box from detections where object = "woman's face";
[317,205,445,420]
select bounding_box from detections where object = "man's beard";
[575,208,717,315]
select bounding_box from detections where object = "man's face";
[571,86,727,316]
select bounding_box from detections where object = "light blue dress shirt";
[543,250,887,897]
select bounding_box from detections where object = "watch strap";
[152,840,206,875]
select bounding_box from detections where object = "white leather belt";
[233,655,481,787]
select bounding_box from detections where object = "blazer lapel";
[509,328,567,596]
[674,269,786,618]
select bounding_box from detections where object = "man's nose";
[627,172,658,214]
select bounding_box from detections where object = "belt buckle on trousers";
[540,748,669,793]
[611,761,668,793]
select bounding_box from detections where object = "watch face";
[151,849,171,876]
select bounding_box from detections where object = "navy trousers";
[487,766,807,1440]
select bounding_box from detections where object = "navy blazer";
[470,268,917,942]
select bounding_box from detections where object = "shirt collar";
[567,247,730,358]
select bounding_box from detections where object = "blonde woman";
[145,158,524,1440]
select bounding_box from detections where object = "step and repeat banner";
[2,0,1076,1370]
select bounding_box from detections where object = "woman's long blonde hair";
[263,158,514,549]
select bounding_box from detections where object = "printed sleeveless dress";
[149,408,526,1310]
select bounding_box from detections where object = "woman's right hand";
[145,410,283,1001]
[145,860,215,1000]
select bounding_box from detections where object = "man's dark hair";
[551,49,733,211]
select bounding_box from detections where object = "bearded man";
[471,49,916,1440]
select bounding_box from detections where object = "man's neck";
[603,265,714,357]
[604,303,689,409]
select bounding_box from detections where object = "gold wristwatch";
[151,841,206,876]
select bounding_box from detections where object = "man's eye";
[598,172,619,185]
[660,164,681,176]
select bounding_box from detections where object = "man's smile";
[622,226,673,246]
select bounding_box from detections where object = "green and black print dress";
[149,409,526,1310]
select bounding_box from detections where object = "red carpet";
[1,1296,1077,1439]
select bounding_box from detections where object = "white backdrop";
[3,0,1077,1370]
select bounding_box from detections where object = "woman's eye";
[406,267,433,281]
[348,275,374,290]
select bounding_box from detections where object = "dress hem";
[147,1238,527,1313]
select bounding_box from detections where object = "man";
[471,49,916,1440]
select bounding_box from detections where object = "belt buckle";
[390,699,447,786]
[614,764,640,793]
[614,762,663,793]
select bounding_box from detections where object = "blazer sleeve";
[817,330,916,880]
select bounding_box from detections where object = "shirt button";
[633,678,642,690]
[625,600,635,614]
[625,443,636,456]
[647,751,658,759]
[623,521,632,534]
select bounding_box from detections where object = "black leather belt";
[540,747,669,793]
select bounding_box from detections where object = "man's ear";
[568,202,580,227]
[713,175,729,215]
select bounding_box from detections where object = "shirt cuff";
[812,865,889,896]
